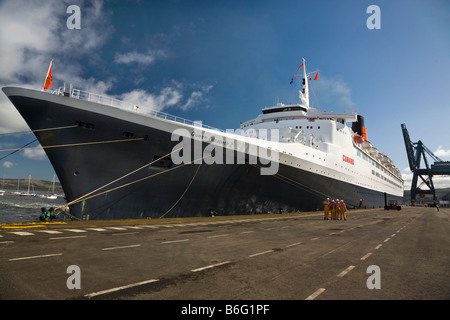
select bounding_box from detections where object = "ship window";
[75,121,95,130]
[262,106,307,114]
[151,155,172,168]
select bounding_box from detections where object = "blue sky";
[0,0,449,190]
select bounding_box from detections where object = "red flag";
[42,59,53,90]
[313,72,319,80]
[290,63,304,84]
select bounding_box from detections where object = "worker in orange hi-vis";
[335,199,341,220]
[341,200,347,220]
[330,200,335,220]
[323,198,330,220]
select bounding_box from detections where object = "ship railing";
[56,87,224,133]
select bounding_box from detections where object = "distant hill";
[403,187,450,203]
[1,178,63,193]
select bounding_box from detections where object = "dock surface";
[1,207,449,301]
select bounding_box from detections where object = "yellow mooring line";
[0,222,67,229]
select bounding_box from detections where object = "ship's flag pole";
[42,59,53,91]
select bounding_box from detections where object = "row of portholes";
[295,125,321,129]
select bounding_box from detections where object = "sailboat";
[38,175,58,199]
[11,179,22,195]
[0,176,5,196]
[20,175,36,196]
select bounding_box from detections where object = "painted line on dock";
[286,241,302,248]
[360,252,372,260]
[65,229,87,233]
[112,232,139,236]
[191,261,231,272]
[207,234,229,239]
[305,288,326,300]
[337,265,355,277]
[49,235,87,240]
[161,239,190,244]
[9,253,62,261]
[101,244,141,251]
[248,250,274,258]
[85,279,159,298]
[9,231,34,236]
[35,230,63,234]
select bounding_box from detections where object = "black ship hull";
[3,87,403,220]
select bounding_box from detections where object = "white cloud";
[3,161,18,168]
[434,145,450,160]
[402,167,450,190]
[118,87,183,112]
[181,85,214,111]
[0,0,114,133]
[114,50,167,65]
[117,83,213,113]
[310,75,357,113]
[0,0,213,137]
[22,146,47,160]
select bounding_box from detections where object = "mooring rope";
[159,162,203,219]
[56,147,183,212]
[0,137,145,153]
[0,139,38,161]
[54,152,212,218]
[0,125,78,137]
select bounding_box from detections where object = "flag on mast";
[290,63,304,84]
[42,59,53,91]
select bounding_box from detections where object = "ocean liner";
[2,59,403,220]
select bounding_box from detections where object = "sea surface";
[0,190,67,223]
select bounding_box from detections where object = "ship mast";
[298,57,310,108]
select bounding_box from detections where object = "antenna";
[298,58,310,108]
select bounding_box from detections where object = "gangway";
[401,124,450,204]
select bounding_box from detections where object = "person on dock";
[323,198,330,220]
[340,200,347,220]
[330,200,336,220]
[336,199,342,220]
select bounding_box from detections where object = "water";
[0,190,67,223]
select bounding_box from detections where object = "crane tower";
[401,124,450,204]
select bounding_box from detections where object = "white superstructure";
[238,58,403,197]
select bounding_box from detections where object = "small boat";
[37,175,58,199]
[20,175,36,197]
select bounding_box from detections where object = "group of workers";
[323,198,347,220]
